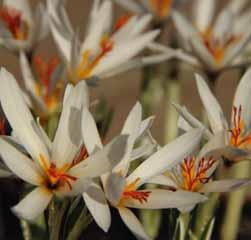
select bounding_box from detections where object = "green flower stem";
[194,193,219,237]
[220,161,250,240]
[49,199,69,240]
[173,212,191,240]
[20,219,32,240]
[164,78,181,143]
[66,206,92,240]
[194,72,219,238]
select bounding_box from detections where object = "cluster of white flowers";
[0,0,251,239]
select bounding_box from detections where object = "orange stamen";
[0,119,6,135]
[121,178,151,204]
[113,15,131,33]
[33,56,60,112]
[39,154,78,191]
[181,156,216,191]
[202,29,241,64]
[230,106,251,148]
[149,0,173,18]
[0,6,28,40]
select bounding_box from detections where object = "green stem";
[66,206,92,240]
[49,199,69,240]
[164,78,181,143]
[194,193,219,237]
[20,220,32,240]
[220,161,250,240]
[174,212,190,240]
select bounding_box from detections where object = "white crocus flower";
[0,68,128,221]
[149,136,251,212]
[48,0,175,84]
[0,0,49,52]
[80,105,206,239]
[19,51,64,119]
[170,0,251,73]
[175,69,251,163]
[113,0,174,20]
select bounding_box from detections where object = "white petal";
[19,52,37,94]
[83,182,111,232]
[173,103,212,139]
[136,116,155,140]
[0,138,42,185]
[146,175,177,188]
[126,129,203,187]
[93,30,160,77]
[82,0,112,54]
[114,102,142,175]
[0,68,49,163]
[193,0,216,32]
[114,0,144,13]
[172,11,198,44]
[196,74,227,133]
[12,187,52,221]
[227,0,249,15]
[124,189,207,209]
[232,68,251,128]
[82,108,103,154]
[69,135,128,178]
[52,81,89,167]
[3,0,32,24]
[200,179,251,193]
[118,207,150,240]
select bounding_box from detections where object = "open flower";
[0,68,128,220]
[170,0,251,73]
[80,104,205,239]
[113,0,174,20]
[149,137,251,212]
[175,69,251,163]
[20,52,64,119]
[48,0,175,84]
[0,0,49,52]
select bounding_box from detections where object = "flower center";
[120,178,151,205]
[230,106,251,148]
[149,0,172,18]
[34,56,61,113]
[0,6,29,40]
[180,156,216,191]
[70,15,131,83]
[39,154,78,191]
[201,29,241,64]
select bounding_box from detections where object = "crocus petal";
[3,0,32,24]
[118,207,150,240]
[19,52,37,94]
[12,187,52,221]
[105,173,126,206]
[190,35,218,71]
[69,135,128,178]
[124,189,207,209]
[232,68,251,128]
[114,102,142,175]
[82,0,112,54]
[136,116,155,140]
[83,182,111,232]
[52,81,89,168]
[113,0,144,14]
[200,179,251,193]
[213,9,233,44]
[82,108,103,154]
[0,68,49,163]
[0,138,42,185]
[126,129,203,187]
[193,0,216,32]
[196,74,227,133]
[146,175,177,188]
[93,30,160,77]
[173,103,212,139]
[222,28,251,66]
[227,0,249,15]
